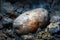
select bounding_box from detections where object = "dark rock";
[0,23,3,29]
[3,29,15,38]
[0,30,7,40]
[0,14,2,20]
[6,11,17,19]
[2,17,13,28]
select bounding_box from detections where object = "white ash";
[2,17,13,24]
[1,2,14,12]
[47,23,60,33]
[21,35,34,40]
[50,16,60,23]
[16,8,23,13]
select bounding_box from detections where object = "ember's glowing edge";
[13,8,49,34]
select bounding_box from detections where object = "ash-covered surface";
[0,0,60,40]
